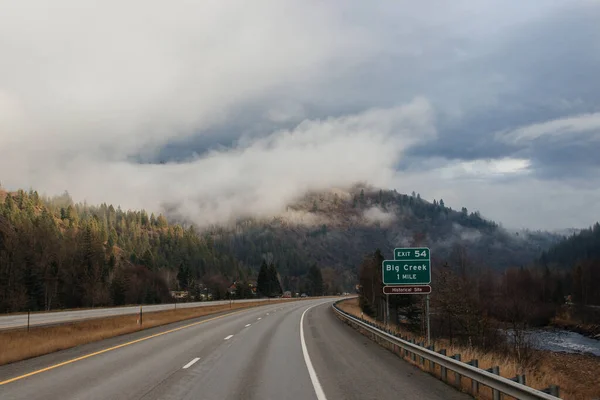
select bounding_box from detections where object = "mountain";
[209,185,564,278]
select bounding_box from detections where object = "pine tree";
[142,249,155,270]
[307,263,324,296]
[177,263,191,290]
[267,262,282,296]
[257,260,269,297]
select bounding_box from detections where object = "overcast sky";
[1,0,599,230]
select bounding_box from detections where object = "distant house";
[170,291,189,299]
[248,281,258,295]
[228,282,237,296]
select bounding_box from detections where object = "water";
[524,329,600,356]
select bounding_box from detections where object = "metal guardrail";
[332,302,561,400]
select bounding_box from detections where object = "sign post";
[386,294,389,327]
[382,247,432,346]
[426,293,431,346]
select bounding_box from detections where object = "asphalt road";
[0,299,469,400]
[0,298,286,330]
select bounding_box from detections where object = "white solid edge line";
[300,304,328,400]
[245,323,251,327]
[224,334,234,340]
[182,357,200,369]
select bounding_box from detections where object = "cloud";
[1,98,435,227]
[0,0,375,159]
[497,112,600,144]
[363,207,396,227]
[1,0,599,231]
[390,159,600,231]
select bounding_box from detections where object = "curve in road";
[0,299,469,400]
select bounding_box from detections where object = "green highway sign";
[382,260,431,285]
[394,247,430,260]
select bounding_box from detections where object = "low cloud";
[1,99,435,227]
[363,207,396,227]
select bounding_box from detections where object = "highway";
[0,299,469,400]
[0,298,285,330]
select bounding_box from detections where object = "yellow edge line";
[0,308,249,386]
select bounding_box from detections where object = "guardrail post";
[27,309,30,332]
[427,345,435,372]
[542,385,560,397]
[439,349,447,381]
[418,342,424,365]
[467,359,479,393]
[451,354,461,387]
[510,374,526,385]
[485,366,500,400]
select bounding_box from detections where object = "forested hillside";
[0,184,566,313]
[538,223,600,306]
[0,189,242,312]
[540,223,600,267]
[211,186,563,276]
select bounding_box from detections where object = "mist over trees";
[1,183,592,314]
[211,186,563,280]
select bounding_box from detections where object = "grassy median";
[337,298,600,400]
[0,299,301,366]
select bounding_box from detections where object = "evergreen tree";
[267,262,282,296]
[307,263,324,296]
[177,263,191,290]
[257,260,270,297]
[142,249,155,270]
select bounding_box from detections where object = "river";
[524,328,600,356]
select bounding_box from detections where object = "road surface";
[0,298,287,330]
[0,299,468,400]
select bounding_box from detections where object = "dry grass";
[0,299,301,366]
[337,298,600,400]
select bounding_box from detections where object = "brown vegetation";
[0,299,300,366]
[339,297,600,400]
